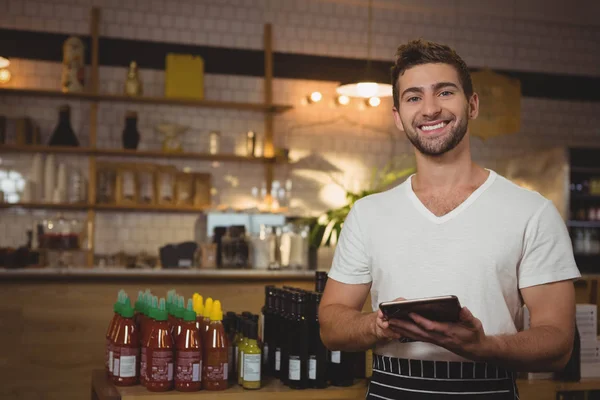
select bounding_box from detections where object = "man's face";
[393,63,478,157]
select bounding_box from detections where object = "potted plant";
[308,157,415,270]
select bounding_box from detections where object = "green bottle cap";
[135,291,143,312]
[183,298,196,322]
[155,298,168,321]
[174,296,185,319]
[121,298,135,318]
[149,296,158,320]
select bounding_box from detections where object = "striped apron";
[367,354,519,399]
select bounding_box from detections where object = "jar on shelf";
[220,226,249,269]
[249,225,276,270]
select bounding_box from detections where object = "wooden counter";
[91,369,600,400]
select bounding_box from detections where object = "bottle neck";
[125,118,137,129]
[58,110,71,125]
[247,338,258,346]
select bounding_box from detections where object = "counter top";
[90,370,600,400]
[0,267,317,281]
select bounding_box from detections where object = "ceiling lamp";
[335,0,393,99]
[0,57,11,84]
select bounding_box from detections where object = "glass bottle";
[122,111,140,150]
[124,61,143,96]
[49,105,79,147]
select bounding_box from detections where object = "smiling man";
[319,39,580,399]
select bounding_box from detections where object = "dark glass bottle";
[308,292,328,388]
[122,111,140,150]
[261,286,275,376]
[280,290,292,385]
[49,105,79,147]
[315,271,328,293]
[329,349,355,387]
[271,288,283,379]
[288,292,309,389]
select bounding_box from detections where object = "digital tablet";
[379,295,462,323]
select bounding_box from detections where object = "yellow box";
[165,53,204,100]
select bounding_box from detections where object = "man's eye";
[407,97,420,102]
[439,91,453,97]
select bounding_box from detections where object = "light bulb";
[367,96,381,107]
[309,91,322,103]
[0,69,11,84]
[356,82,379,98]
[336,95,350,106]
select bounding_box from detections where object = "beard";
[403,108,469,157]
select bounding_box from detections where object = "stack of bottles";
[105,289,229,392]
[259,271,372,390]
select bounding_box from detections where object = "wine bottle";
[308,292,328,388]
[329,350,355,387]
[280,290,291,385]
[288,292,308,389]
[315,271,327,293]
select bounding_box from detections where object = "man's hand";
[374,297,407,342]
[388,306,489,360]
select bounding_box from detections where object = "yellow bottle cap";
[203,297,213,318]
[193,294,204,315]
[210,300,223,321]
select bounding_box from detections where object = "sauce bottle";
[193,294,205,333]
[172,295,185,341]
[111,297,140,386]
[106,290,125,375]
[141,296,158,387]
[203,300,228,390]
[242,320,262,390]
[167,291,176,333]
[237,318,249,385]
[175,299,203,392]
[146,298,174,392]
[202,298,214,336]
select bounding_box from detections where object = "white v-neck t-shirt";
[328,170,580,362]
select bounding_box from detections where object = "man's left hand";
[388,307,490,360]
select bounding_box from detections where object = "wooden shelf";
[94,203,209,213]
[571,193,600,200]
[571,167,600,174]
[0,202,89,211]
[568,220,600,228]
[0,87,293,113]
[0,144,276,163]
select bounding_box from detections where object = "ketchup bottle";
[140,295,157,387]
[146,297,174,392]
[193,294,205,333]
[111,298,140,386]
[203,300,228,390]
[106,290,124,375]
[175,299,203,392]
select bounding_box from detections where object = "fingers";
[389,318,438,342]
[409,313,448,335]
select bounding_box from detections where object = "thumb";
[460,307,475,324]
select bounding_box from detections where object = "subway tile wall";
[1,0,600,256]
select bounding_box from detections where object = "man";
[319,39,581,399]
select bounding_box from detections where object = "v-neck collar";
[405,169,497,224]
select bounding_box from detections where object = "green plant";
[309,158,415,248]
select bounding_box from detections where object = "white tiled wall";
[1,0,600,257]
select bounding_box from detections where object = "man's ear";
[392,108,405,132]
[468,93,479,120]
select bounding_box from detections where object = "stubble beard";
[404,107,469,157]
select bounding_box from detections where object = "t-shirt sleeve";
[327,201,372,285]
[518,200,581,289]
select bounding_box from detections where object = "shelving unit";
[0,144,276,163]
[0,8,291,267]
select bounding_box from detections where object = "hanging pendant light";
[336,0,393,99]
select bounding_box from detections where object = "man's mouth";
[417,120,451,135]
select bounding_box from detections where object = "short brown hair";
[391,39,473,109]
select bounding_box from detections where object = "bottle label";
[141,347,146,381]
[244,354,261,382]
[275,348,281,371]
[234,344,239,367]
[240,350,245,378]
[147,349,174,383]
[309,356,317,380]
[205,362,228,381]
[263,343,269,365]
[176,349,202,383]
[288,356,301,381]
[118,347,138,378]
[105,339,111,371]
[331,351,341,364]
[113,358,120,376]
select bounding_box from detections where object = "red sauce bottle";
[106,290,124,376]
[175,298,203,392]
[203,298,214,336]
[167,291,176,334]
[193,294,205,333]
[203,300,228,390]
[172,295,185,341]
[140,295,157,387]
[111,298,140,386]
[134,290,144,331]
[146,297,174,392]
